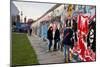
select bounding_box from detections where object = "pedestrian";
[54,27,60,51]
[47,26,53,51]
[63,26,73,63]
[29,28,32,36]
[27,24,30,36]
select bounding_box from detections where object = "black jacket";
[54,29,60,40]
[47,29,53,40]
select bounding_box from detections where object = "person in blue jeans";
[63,27,73,62]
[47,26,53,51]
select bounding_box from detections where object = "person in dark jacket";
[54,27,60,51]
[47,26,53,51]
[63,26,73,62]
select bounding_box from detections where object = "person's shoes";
[48,49,51,52]
[53,49,57,51]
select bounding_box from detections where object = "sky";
[12,1,56,20]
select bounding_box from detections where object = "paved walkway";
[27,35,64,64]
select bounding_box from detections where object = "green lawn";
[12,33,39,66]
